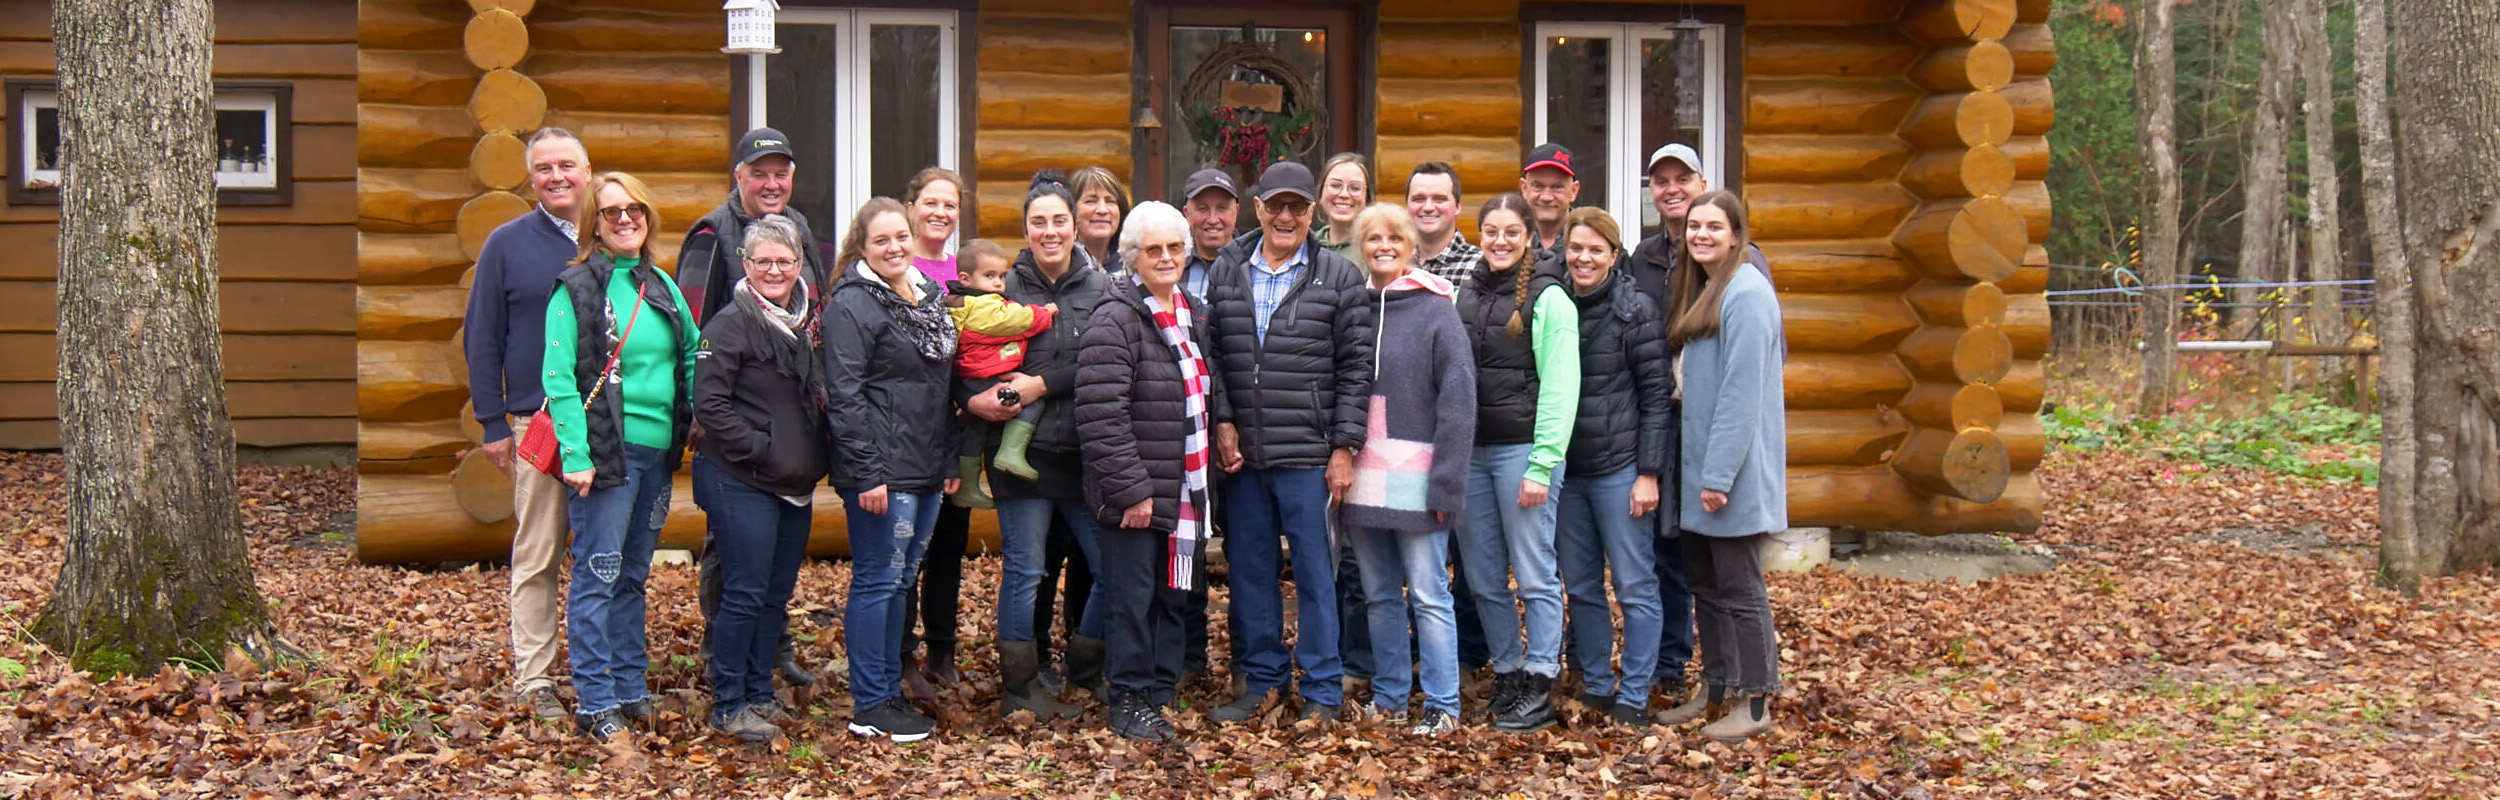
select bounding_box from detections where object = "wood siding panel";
[974,9,1131,239]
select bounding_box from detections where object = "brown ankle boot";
[902,653,939,704]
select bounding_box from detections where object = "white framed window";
[9,79,291,205]
[1532,21,1727,242]
[747,8,960,242]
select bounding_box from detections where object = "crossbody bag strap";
[579,291,645,410]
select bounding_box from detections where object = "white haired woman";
[1074,201,1226,740]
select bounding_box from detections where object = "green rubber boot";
[992,419,1040,481]
[950,455,994,509]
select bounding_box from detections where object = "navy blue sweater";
[463,207,578,442]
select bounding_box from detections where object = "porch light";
[723,0,781,54]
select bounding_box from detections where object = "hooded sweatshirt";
[1341,269,1477,533]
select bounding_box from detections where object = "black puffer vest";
[1458,254,1568,445]
[554,254,698,489]
[1565,268,1674,478]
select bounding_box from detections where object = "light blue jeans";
[1457,442,1567,677]
[993,497,1103,642]
[1349,525,1459,716]
[564,443,669,716]
[842,489,941,710]
[1554,465,1664,706]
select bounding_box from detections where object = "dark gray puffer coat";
[1075,281,1230,533]
[1203,232,1375,469]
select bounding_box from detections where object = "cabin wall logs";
[340,0,2052,558]
[972,0,1134,240]
[0,0,359,449]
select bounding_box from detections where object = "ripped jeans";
[564,443,671,716]
[841,488,941,710]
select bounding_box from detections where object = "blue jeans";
[994,497,1103,642]
[564,443,670,716]
[1224,466,1343,706]
[1554,465,1664,705]
[1349,526,1459,716]
[693,459,810,720]
[1653,531,1696,688]
[1456,443,1566,677]
[842,489,941,709]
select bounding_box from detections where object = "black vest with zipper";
[1458,254,1567,445]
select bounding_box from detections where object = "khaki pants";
[508,415,572,692]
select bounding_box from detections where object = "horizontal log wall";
[0,0,357,449]
[972,0,1133,240]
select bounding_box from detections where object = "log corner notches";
[1880,0,2027,511]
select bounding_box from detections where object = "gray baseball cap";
[1183,168,1238,201]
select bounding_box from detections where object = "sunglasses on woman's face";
[598,203,650,224]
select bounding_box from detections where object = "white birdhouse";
[723,0,780,54]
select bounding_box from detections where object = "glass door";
[759,9,960,242]
[1141,3,1362,206]
[1535,22,1725,242]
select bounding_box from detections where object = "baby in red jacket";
[945,240,1054,507]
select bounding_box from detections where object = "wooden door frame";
[1133,0,1378,203]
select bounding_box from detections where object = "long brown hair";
[1664,190,1752,346]
[1478,193,1535,336]
[571,171,661,265]
[835,197,910,272]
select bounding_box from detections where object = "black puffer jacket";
[552,254,698,490]
[821,265,959,494]
[1457,253,1568,445]
[1564,267,1675,479]
[693,299,829,497]
[1075,282,1230,533]
[980,247,1115,455]
[1204,232,1375,469]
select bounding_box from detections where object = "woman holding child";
[973,171,1117,719]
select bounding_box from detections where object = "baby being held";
[945,240,1056,506]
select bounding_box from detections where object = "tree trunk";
[2134,0,2182,418]
[2393,0,2500,584]
[2235,0,2295,341]
[2299,0,2351,391]
[32,0,290,674]
[2355,0,2417,590]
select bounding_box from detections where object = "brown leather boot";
[1700,693,1773,742]
[1654,683,1728,726]
[902,652,939,704]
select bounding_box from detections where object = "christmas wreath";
[1181,32,1322,171]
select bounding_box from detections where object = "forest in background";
[2045,0,2369,357]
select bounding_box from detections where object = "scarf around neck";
[852,261,957,363]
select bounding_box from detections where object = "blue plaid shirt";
[1246,238,1308,344]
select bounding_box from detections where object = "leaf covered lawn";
[0,450,2492,799]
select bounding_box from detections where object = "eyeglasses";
[1262,197,1313,216]
[597,203,649,224]
[1323,180,1366,195]
[747,257,800,272]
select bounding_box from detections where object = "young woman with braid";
[1451,192,1581,733]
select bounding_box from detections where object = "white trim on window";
[1532,21,1727,237]
[748,8,959,241]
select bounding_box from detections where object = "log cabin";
[18,0,2057,562]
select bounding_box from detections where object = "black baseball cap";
[1254,161,1316,202]
[1183,168,1238,201]
[732,127,796,169]
[1523,142,1576,177]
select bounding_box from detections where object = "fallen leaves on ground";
[0,449,2492,798]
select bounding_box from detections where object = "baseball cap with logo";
[1646,143,1704,180]
[1183,168,1239,202]
[1523,142,1576,177]
[732,127,796,169]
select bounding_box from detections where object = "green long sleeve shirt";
[542,257,695,474]
[1525,284,1580,486]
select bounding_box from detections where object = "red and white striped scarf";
[1144,290,1211,591]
